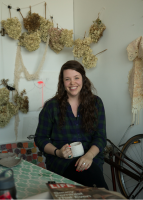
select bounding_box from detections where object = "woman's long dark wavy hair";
[54,60,98,133]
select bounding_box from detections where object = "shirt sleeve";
[90,96,107,153]
[34,102,54,152]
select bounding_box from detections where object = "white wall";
[0,0,74,143]
[0,0,143,191]
[74,0,143,144]
[74,0,143,190]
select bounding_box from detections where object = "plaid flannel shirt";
[34,95,107,175]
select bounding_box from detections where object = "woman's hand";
[57,144,73,159]
[75,152,93,172]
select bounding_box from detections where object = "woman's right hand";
[57,144,73,159]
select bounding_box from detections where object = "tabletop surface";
[0,159,80,199]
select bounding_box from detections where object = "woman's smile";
[63,69,83,98]
[69,86,78,91]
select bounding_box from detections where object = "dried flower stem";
[95,49,107,56]
[9,8,11,18]
[45,2,46,19]
[30,6,31,15]
[19,11,24,19]
[84,31,86,38]
[98,12,100,18]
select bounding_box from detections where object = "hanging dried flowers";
[48,27,64,53]
[0,103,19,128]
[1,17,22,40]
[0,79,15,91]
[60,29,73,47]
[13,90,29,114]
[39,16,53,42]
[48,27,74,53]
[0,88,10,105]
[8,102,19,117]
[0,105,11,128]
[89,17,106,43]
[23,12,40,32]
[72,36,98,69]
[18,31,41,51]
[72,37,92,58]
[0,79,29,128]
[82,49,107,69]
[82,54,98,69]
[0,87,19,128]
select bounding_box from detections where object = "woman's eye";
[75,78,79,79]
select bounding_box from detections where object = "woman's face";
[63,69,83,99]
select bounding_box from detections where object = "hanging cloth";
[127,36,143,124]
[14,35,49,91]
[13,35,49,139]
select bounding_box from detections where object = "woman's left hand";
[75,152,93,172]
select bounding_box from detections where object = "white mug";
[70,142,84,157]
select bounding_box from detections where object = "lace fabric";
[127,36,141,61]
[127,36,143,124]
[138,36,143,60]
[14,35,49,91]
[13,35,49,138]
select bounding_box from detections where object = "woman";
[34,60,108,189]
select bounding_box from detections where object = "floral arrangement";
[82,54,98,69]
[48,27,73,53]
[0,79,29,128]
[1,3,107,70]
[0,88,10,105]
[0,87,19,128]
[13,89,29,114]
[48,27,64,53]
[60,29,73,47]
[0,105,10,127]
[1,17,22,40]
[0,103,19,128]
[72,37,92,58]
[8,102,19,117]
[89,17,106,43]
[72,36,99,69]
[18,31,41,51]
[23,12,40,32]
[39,16,53,42]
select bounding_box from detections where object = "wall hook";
[0,28,5,36]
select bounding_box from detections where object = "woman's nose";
[70,79,74,84]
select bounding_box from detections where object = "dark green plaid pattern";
[34,95,107,175]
